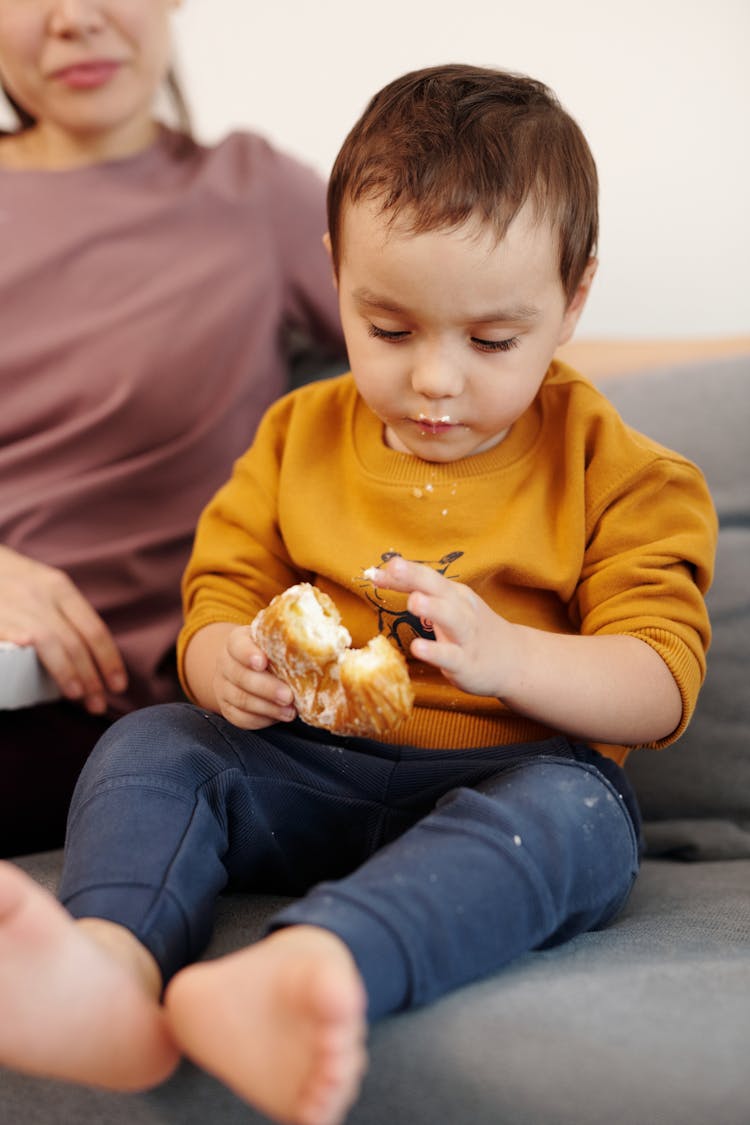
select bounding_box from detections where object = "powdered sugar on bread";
[250,584,413,737]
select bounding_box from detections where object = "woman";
[0,0,344,855]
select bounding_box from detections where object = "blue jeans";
[59,703,641,1020]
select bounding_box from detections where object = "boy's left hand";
[367,557,513,699]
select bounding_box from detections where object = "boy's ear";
[558,258,597,346]
[322,232,339,289]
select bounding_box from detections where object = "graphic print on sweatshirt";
[358,550,464,653]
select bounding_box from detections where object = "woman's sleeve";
[262,142,345,358]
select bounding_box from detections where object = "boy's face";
[333,199,595,463]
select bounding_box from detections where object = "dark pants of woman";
[1,702,110,858]
[59,703,641,1021]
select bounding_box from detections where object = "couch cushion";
[600,355,750,857]
[5,854,750,1125]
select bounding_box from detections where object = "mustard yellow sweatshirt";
[179,363,717,765]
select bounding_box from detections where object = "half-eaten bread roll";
[250,583,414,737]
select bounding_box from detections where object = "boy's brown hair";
[327,63,598,303]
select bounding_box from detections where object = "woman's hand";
[0,546,127,714]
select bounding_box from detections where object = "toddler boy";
[0,64,716,1125]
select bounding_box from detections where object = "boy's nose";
[410,347,463,399]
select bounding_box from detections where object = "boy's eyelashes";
[367,323,520,352]
[368,323,408,342]
[471,336,520,353]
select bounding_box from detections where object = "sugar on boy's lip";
[50,59,123,89]
[414,412,461,435]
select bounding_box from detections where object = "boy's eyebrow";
[352,287,540,323]
[352,288,407,314]
[473,304,541,324]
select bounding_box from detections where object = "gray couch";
[3,354,749,1125]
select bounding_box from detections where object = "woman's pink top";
[0,128,344,712]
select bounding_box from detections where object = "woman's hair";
[1,66,193,140]
[164,67,193,138]
[2,85,34,131]
[327,64,599,303]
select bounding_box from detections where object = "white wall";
[3,0,747,338]
[170,0,748,339]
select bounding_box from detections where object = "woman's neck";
[0,117,161,171]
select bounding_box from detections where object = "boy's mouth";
[415,413,457,436]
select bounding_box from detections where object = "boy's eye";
[471,336,519,353]
[368,324,409,342]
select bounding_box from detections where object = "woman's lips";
[53,61,121,89]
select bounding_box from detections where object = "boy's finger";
[365,557,445,593]
[228,626,267,668]
[411,636,461,675]
[221,675,295,719]
[232,666,294,708]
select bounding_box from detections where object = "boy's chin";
[383,422,508,461]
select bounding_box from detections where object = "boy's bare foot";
[165,924,368,1125]
[0,860,180,1090]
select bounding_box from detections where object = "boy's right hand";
[212,625,297,730]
